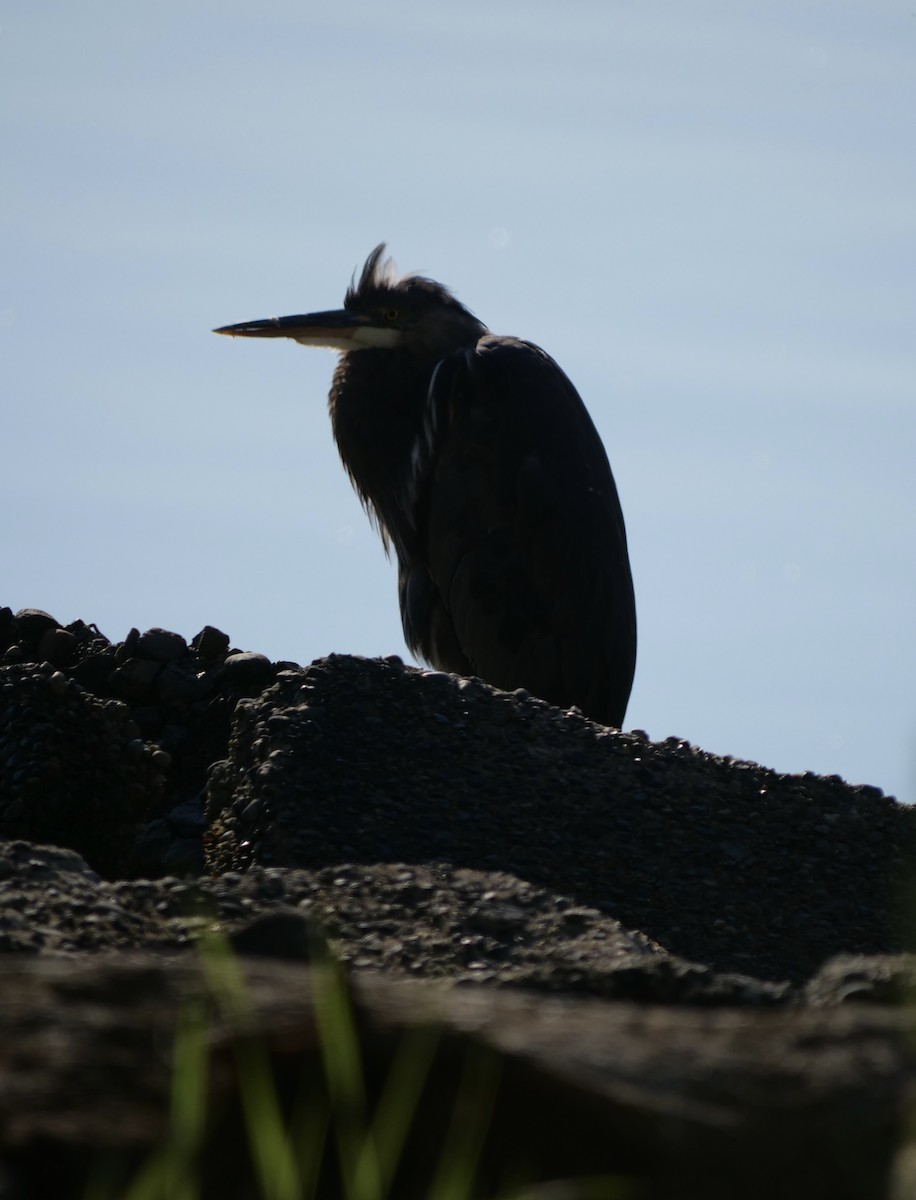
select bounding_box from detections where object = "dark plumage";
[215,244,636,726]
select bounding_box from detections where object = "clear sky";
[3,2,914,803]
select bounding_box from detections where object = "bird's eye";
[385,308,399,321]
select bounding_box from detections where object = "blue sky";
[3,1,914,802]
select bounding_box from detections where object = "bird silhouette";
[215,244,636,726]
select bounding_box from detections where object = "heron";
[214,245,636,726]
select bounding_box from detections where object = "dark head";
[214,243,487,363]
[214,244,490,561]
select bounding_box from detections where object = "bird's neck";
[329,348,435,557]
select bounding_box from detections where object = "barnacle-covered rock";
[0,663,165,877]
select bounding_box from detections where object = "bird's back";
[400,334,636,728]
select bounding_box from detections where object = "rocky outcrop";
[204,654,913,984]
[2,952,912,1200]
[1,605,915,1198]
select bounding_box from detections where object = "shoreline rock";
[2,605,915,1198]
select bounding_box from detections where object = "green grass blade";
[426,1042,502,1200]
[232,1034,304,1200]
[357,1022,442,1198]
[311,949,378,1200]
[85,995,211,1200]
[196,932,304,1200]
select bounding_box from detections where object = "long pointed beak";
[217,307,403,350]
[213,308,370,351]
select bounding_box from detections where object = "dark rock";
[222,651,275,689]
[129,705,162,737]
[156,723,193,758]
[0,664,164,877]
[129,819,173,877]
[37,627,77,668]
[204,655,916,984]
[192,624,231,659]
[160,836,205,876]
[116,627,140,664]
[69,647,117,692]
[155,661,207,704]
[47,670,69,697]
[227,908,314,961]
[0,953,910,1200]
[2,606,915,1198]
[109,657,162,701]
[164,798,207,837]
[0,841,782,1004]
[12,608,58,641]
[0,612,287,870]
[136,627,188,662]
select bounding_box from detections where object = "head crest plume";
[344,244,481,324]
[345,243,402,307]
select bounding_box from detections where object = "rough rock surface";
[2,954,912,1200]
[204,654,915,984]
[2,604,916,1199]
[0,661,165,877]
[0,606,289,876]
[0,841,789,1006]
